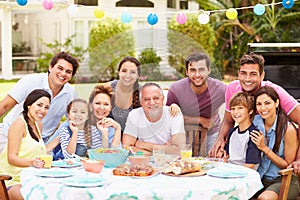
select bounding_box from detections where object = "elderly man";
[122,82,185,155]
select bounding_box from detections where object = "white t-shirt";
[124,106,185,144]
[2,73,77,139]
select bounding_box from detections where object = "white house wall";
[0,0,198,79]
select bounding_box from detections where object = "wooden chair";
[0,174,12,200]
[278,168,300,200]
[185,124,208,157]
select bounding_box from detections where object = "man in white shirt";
[0,52,79,152]
[122,82,185,155]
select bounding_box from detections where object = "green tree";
[167,13,221,79]
[36,34,87,73]
[251,0,300,43]
[89,17,135,82]
[138,48,163,81]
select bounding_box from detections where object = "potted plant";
[12,42,31,56]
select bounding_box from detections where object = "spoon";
[128,146,136,156]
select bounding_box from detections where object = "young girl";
[224,92,261,169]
[0,89,51,200]
[251,86,299,200]
[57,98,102,159]
[57,85,121,159]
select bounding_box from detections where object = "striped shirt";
[59,125,101,159]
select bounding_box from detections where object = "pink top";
[225,80,298,115]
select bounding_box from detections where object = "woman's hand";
[169,103,181,117]
[98,118,121,130]
[250,130,268,152]
[32,157,45,168]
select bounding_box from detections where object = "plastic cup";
[180,144,192,159]
[40,154,53,168]
[152,146,165,166]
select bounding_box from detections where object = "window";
[180,1,188,9]
[74,0,98,6]
[116,0,154,7]
[167,0,176,8]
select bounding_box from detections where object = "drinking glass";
[180,144,192,159]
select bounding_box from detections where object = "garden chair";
[0,174,12,200]
[185,124,208,157]
[278,168,300,200]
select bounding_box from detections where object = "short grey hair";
[139,82,164,99]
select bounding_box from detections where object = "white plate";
[206,169,247,178]
[64,177,106,187]
[36,170,75,178]
[52,160,82,168]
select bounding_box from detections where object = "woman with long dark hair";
[251,86,300,200]
[0,89,51,200]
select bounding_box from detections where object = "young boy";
[224,92,261,169]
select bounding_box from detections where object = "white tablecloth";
[20,162,263,200]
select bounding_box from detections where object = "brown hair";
[239,52,265,75]
[86,84,114,148]
[50,51,79,76]
[185,52,211,71]
[254,86,288,153]
[117,56,141,108]
[66,98,92,148]
[229,92,255,121]
[23,89,51,142]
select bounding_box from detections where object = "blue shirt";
[253,114,284,180]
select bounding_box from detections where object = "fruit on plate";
[113,164,155,176]
[162,160,201,175]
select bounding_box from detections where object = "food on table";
[162,160,201,175]
[66,159,74,165]
[94,148,123,153]
[113,164,155,177]
[128,155,151,166]
[153,154,179,167]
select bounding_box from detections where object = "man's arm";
[0,95,17,117]
[122,134,152,155]
[288,105,300,174]
[183,115,214,129]
[208,110,234,158]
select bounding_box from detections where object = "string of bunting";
[16,0,297,25]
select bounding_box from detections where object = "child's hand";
[69,119,78,133]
